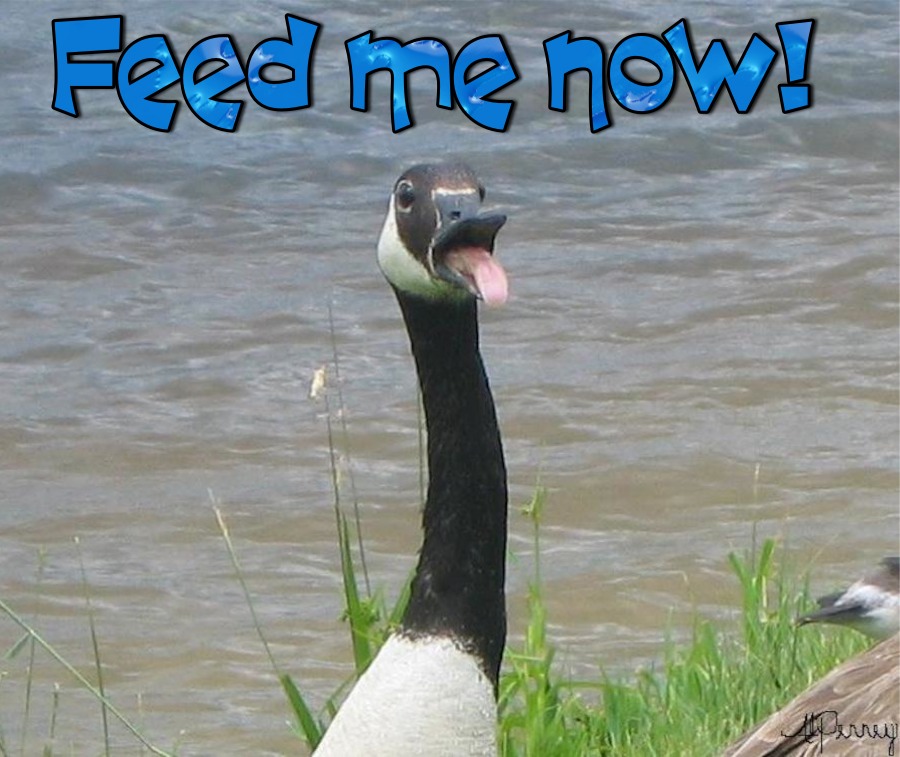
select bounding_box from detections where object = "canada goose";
[798,557,900,640]
[723,632,899,756]
[313,163,509,756]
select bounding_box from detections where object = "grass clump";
[578,538,867,756]
[498,486,591,757]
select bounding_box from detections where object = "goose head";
[377,163,508,306]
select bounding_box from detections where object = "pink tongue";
[444,248,508,307]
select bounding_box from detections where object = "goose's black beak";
[429,196,508,306]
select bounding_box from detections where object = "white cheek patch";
[377,195,436,296]
[376,196,465,302]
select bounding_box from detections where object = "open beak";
[429,195,508,307]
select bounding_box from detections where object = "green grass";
[566,536,866,756]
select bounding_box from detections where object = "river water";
[0,1,897,754]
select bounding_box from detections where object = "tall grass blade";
[320,374,372,674]
[388,572,413,628]
[212,503,279,673]
[279,673,322,749]
[326,302,370,597]
[4,634,29,659]
[137,693,146,757]
[45,683,60,757]
[21,548,47,756]
[74,537,110,757]
[213,500,326,747]
[337,512,372,672]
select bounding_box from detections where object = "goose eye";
[396,181,416,211]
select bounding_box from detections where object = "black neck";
[394,291,508,690]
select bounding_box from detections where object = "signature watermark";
[782,711,898,755]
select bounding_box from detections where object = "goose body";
[798,557,900,640]
[314,163,508,756]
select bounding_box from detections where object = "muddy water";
[1,1,897,754]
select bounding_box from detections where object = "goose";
[723,632,899,756]
[313,163,509,756]
[797,557,900,640]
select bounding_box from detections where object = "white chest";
[313,635,498,757]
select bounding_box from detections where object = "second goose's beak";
[430,195,508,306]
